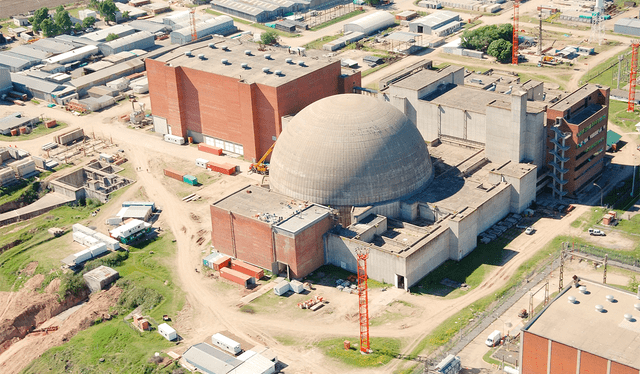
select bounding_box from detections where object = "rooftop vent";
[244,49,252,55]
[635,303,640,311]
[606,295,615,303]
[595,304,604,313]
[241,62,248,69]
[221,59,229,65]
[297,60,305,66]
[184,51,192,57]
[208,43,216,48]
[264,54,271,60]
[568,296,576,304]
[262,67,270,74]
[198,54,205,60]
[579,286,587,294]
[221,45,228,51]
[625,313,633,321]
[274,70,282,76]
[285,58,293,64]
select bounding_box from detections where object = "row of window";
[576,138,604,160]
[577,114,607,137]
[576,126,605,148]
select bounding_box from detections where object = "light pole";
[593,183,603,207]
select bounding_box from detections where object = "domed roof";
[269,94,433,207]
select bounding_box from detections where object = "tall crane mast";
[512,0,520,65]
[356,247,371,354]
[190,9,197,42]
[629,41,639,112]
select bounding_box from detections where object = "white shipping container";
[212,333,241,354]
[273,281,291,296]
[83,236,100,247]
[195,158,208,168]
[89,243,108,257]
[164,134,185,145]
[290,280,305,294]
[72,231,87,244]
[74,249,92,263]
[158,323,177,341]
[93,232,121,250]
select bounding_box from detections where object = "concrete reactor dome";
[269,94,433,207]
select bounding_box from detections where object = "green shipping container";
[183,175,198,185]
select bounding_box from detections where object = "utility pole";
[617,54,624,89]
[537,11,542,56]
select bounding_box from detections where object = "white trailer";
[195,158,208,168]
[158,323,177,341]
[89,243,108,257]
[73,248,92,264]
[164,134,185,145]
[212,333,241,355]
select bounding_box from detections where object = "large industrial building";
[147,38,361,161]
[211,94,536,288]
[546,84,609,198]
[408,10,461,36]
[520,279,640,373]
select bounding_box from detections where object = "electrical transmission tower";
[356,247,371,354]
[512,0,519,65]
[629,41,639,112]
[589,0,605,45]
[189,9,198,42]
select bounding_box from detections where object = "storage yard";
[1,0,640,373]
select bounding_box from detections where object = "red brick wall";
[522,332,549,374]
[147,59,184,137]
[550,342,577,374]
[610,361,638,374]
[579,351,608,374]
[210,205,233,257]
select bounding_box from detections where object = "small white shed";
[158,323,177,341]
[195,158,209,168]
[273,281,291,296]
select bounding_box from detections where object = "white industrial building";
[43,45,100,65]
[181,342,277,374]
[408,10,461,36]
[84,25,137,42]
[343,11,395,35]
[98,31,155,56]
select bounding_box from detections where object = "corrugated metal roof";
[344,11,395,35]
[410,10,459,28]
[84,25,136,42]
[29,38,79,54]
[102,31,154,50]
[9,45,51,59]
[171,16,234,39]
[69,58,144,88]
[615,18,640,28]
[231,354,275,374]
[55,34,102,46]
[183,343,242,374]
[607,130,622,148]
[236,0,279,11]
[129,19,169,34]
[211,0,264,16]
[10,72,68,94]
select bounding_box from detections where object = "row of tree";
[460,23,513,63]
[29,0,122,38]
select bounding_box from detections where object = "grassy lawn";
[581,47,631,87]
[370,301,416,327]
[1,121,69,142]
[609,99,640,133]
[0,179,31,206]
[362,63,390,78]
[22,319,180,374]
[316,337,401,368]
[394,363,420,374]
[0,203,100,291]
[195,172,220,187]
[310,10,365,31]
[304,33,342,50]
[571,206,605,230]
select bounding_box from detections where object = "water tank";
[297,60,305,66]
[208,43,216,48]
[568,296,576,304]
[198,54,205,60]
[285,58,293,64]
[606,295,615,303]
[264,54,271,59]
[624,313,633,321]
[221,59,228,65]
[274,70,282,76]
[241,63,248,69]
[244,49,252,55]
[595,304,604,313]
[262,67,270,73]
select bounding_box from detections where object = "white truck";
[485,330,502,347]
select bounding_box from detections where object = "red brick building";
[210,186,335,278]
[520,279,639,374]
[546,84,609,198]
[147,38,360,161]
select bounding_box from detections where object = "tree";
[364,0,381,5]
[54,6,72,34]
[83,16,96,29]
[261,30,279,45]
[122,11,130,20]
[74,22,83,32]
[105,33,119,42]
[487,39,512,63]
[40,19,58,37]
[29,7,50,32]
[460,23,513,53]
[98,0,118,24]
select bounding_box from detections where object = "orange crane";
[250,142,276,175]
[356,247,371,354]
[512,0,520,65]
[629,41,639,112]
[189,8,197,42]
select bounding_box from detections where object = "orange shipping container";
[198,143,223,156]
[206,162,236,175]
[45,120,57,128]
[10,129,18,136]
[230,259,264,280]
[163,168,184,181]
[220,267,253,288]
[19,126,28,134]
[213,255,231,271]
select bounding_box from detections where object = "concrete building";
[98,31,155,56]
[116,205,153,221]
[147,38,361,161]
[83,265,119,293]
[10,73,78,104]
[170,16,236,44]
[520,279,640,373]
[546,84,609,198]
[408,10,461,36]
[614,18,640,36]
[343,11,395,35]
[211,94,537,288]
[69,58,145,97]
[50,160,134,203]
[84,25,137,42]
[181,342,276,374]
[0,113,40,136]
[380,64,547,171]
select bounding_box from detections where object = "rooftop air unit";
[579,286,587,294]
[274,70,282,76]
[244,50,252,55]
[184,51,192,57]
[208,43,216,48]
[636,303,640,311]
[624,313,633,321]
[221,45,228,51]
[262,67,270,74]
[221,59,229,65]
[264,54,271,59]
[568,296,576,304]
[198,54,205,60]
[241,63,248,69]
[285,58,293,64]
[297,60,305,66]
[606,295,615,303]
[595,304,604,313]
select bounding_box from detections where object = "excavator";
[250,142,276,175]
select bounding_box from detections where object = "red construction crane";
[190,9,197,42]
[356,247,371,354]
[629,41,639,112]
[512,0,520,65]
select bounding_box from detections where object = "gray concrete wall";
[474,182,511,234]
[485,93,527,164]
[447,206,478,260]
[524,111,546,170]
[490,165,537,213]
[404,225,450,288]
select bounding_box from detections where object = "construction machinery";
[250,142,276,175]
[130,99,150,126]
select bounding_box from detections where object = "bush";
[58,272,88,299]
[105,33,119,42]
[83,251,129,273]
[261,30,279,45]
[487,39,512,63]
[461,23,513,53]
[116,279,164,311]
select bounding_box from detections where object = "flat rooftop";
[525,279,640,369]
[154,38,340,87]
[392,65,462,91]
[423,84,509,114]
[212,185,332,234]
[550,84,606,112]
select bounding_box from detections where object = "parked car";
[525,227,535,235]
[588,228,606,236]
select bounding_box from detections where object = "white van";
[485,330,502,347]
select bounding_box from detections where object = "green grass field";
[609,100,640,133]
[316,337,401,367]
[1,121,69,142]
[304,33,341,49]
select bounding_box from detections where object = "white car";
[588,228,606,236]
[525,227,534,235]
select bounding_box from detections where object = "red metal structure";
[512,0,520,65]
[356,247,371,354]
[190,9,197,42]
[629,41,639,112]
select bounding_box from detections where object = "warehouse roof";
[182,343,242,374]
[101,31,154,50]
[525,279,640,369]
[8,45,51,59]
[0,115,38,132]
[614,17,640,28]
[210,0,264,17]
[84,25,136,42]
[55,34,102,46]
[154,38,337,87]
[10,73,69,94]
[344,11,395,35]
[410,10,459,27]
[29,38,79,54]
[69,58,144,89]
[44,45,100,64]
[171,16,235,38]
[129,19,170,34]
